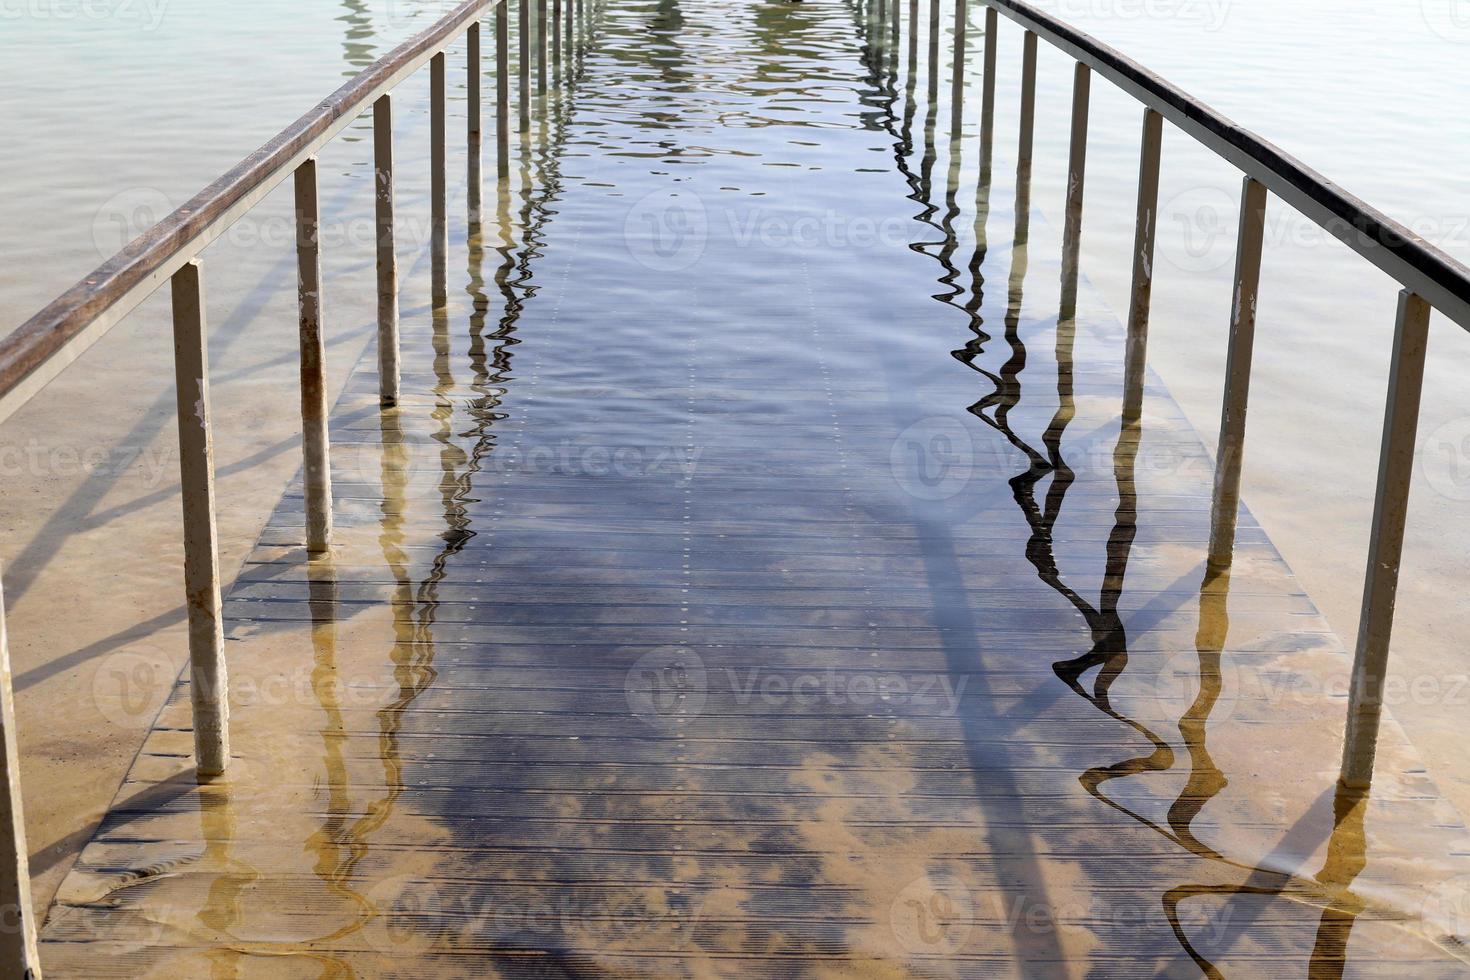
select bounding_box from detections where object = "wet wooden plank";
[36,1,1470,975]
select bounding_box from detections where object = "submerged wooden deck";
[31,1,1470,975]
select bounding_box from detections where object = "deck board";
[37,0,1470,975]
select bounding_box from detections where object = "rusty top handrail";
[0,0,501,424]
[980,0,1470,333]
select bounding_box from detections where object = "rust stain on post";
[1122,107,1163,424]
[0,570,40,979]
[1207,176,1268,567]
[294,158,333,555]
[170,260,229,777]
[1340,290,1431,789]
[374,95,401,407]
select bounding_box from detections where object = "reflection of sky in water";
[26,0,1470,974]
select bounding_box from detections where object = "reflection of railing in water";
[850,0,1446,972]
[0,0,596,971]
[862,0,1470,792]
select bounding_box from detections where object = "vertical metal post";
[950,0,965,136]
[1340,290,1431,789]
[1017,31,1037,184]
[294,159,333,555]
[497,2,510,179]
[0,571,40,979]
[468,22,482,221]
[373,95,399,408]
[1059,62,1090,323]
[536,0,547,96]
[979,7,997,177]
[1122,108,1163,423]
[431,51,448,308]
[170,261,229,778]
[1207,177,1268,566]
[519,0,531,132]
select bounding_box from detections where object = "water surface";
[19,0,1470,975]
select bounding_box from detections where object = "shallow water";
[4,0,1469,820]
[4,0,1470,975]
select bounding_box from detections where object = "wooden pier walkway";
[28,0,1470,975]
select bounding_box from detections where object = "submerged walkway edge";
[28,0,1470,976]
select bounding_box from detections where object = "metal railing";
[911,0,1469,798]
[1,0,1467,972]
[865,0,1466,805]
[0,0,589,971]
[859,0,1468,906]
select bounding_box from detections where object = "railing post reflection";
[906,0,919,97]
[951,0,965,136]
[536,0,548,95]
[1340,289,1431,788]
[170,260,230,777]
[430,51,448,307]
[497,2,510,180]
[1015,30,1036,246]
[294,158,333,554]
[0,569,40,978]
[1059,62,1089,323]
[468,22,483,221]
[373,95,400,407]
[552,0,561,79]
[979,6,997,178]
[519,0,531,133]
[1207,176,1267,567]
[926,0,940,114]
[1122,107,1163,423]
